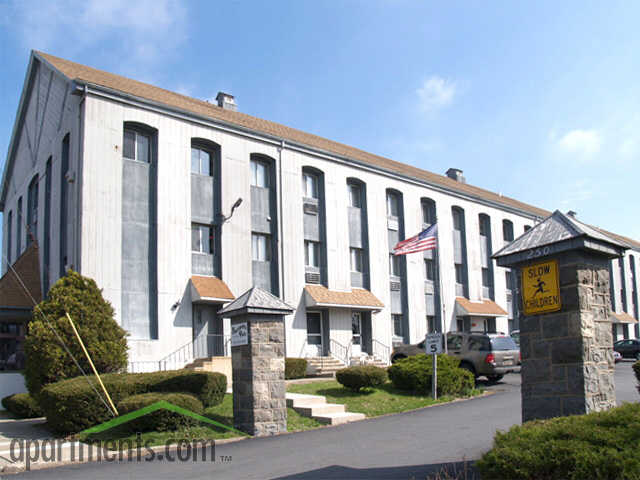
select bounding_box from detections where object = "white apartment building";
[1,51,638,370]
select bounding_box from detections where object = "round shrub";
[476,402,640,480]
[1,393,43,418]
[387,354,474,397]
[285,358,308,379]
[117,393,204,432]
[336,365,388,391]
[24,271,128,395]
[149,370,226,407]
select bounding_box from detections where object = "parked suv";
[390,332,520,382]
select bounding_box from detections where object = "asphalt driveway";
[14,361,639,479]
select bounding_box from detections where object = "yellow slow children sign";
[521,260,561,315]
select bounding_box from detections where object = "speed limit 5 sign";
[425,333,443,355]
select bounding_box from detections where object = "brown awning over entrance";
[455,297,508,317]
[610,311,638,324]
[0,243,41,309]
[190,276,235,304]
[304,285,384,311]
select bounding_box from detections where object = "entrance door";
[306,312,323,357]
[192,305,222,357]
[351,312,362,356]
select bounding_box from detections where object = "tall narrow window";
[191,224,214,254]
[387,193,399,217]
[27,175,38,247]
[424,258,435,280]
[479,214,494,299]
[191,145,213,176]
[422,198,436,226]
[302,172,318,199]
[121,123,158,339]
[252,233,271,262]
[60,133,70,276]
[6,210,12,266]
[305,241,320,267]
[348,183,361,208]
[43,157,52,291]
[250,159,269,187]
[123,129,150,163]
[502,219,514,242]
[350,248,363,272]
[16,197,22,256]
[452,206,468,297]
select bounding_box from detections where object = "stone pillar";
[493,210,627,423]
[518,251,615,421]
[218,287,293,436]
[231,314,286,436]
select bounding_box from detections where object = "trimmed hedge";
[39,370,226,434]
[285,358,308,379]
[476,402,640,480]
[117,393,204,432]
[633,360,640,395]
[1,393,43,418]
[336,366,388,391]
[387,354,474,397]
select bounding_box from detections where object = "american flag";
[393,224,438,255]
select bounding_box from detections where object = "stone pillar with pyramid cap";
[218,286,294,436]
[493,210,628,422]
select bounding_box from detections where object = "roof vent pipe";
[215,92,237,111]
[446,168,465,183]
[567,210,577,218]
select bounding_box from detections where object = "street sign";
[521,259,561,315]
[425,333,443,355]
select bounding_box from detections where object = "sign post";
[425,332,443,399]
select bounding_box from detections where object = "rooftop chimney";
[567,210,577,218]
[215,92,237,111]
[446,168,465,183]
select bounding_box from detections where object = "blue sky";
[1,0,639,240]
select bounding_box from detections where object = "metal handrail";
[329,338,348,365]
[372,339,391,365]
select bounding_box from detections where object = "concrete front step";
[293,403,345,417]
[285,392,365,426]
[314,411,366,425]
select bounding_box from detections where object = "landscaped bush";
[1,393,43,418]
[39,370,226,434]
[336,365,388,391]
[476,402,640,480]
[633,360,640,395]
[387,354,474,397]
[285,358,308,379]
[24,271,128,395]
[117,393,204,432]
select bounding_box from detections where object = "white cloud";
[6,0,187,69]
[416,76,456,112]
[559,178,593,207]
[556,129,602,157]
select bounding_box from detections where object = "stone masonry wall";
[519,251,616,422]
[232,314,287,436]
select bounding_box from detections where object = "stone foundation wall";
[520,252,616,422]
[232,315,287,436]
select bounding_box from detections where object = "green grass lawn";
[79,393,322,446]
[287,381,483,418]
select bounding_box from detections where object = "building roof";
[304,285,384,310]
[34,51,553,219]
[610,311,638,324]
[455,297,508,317]
[190,275,234,303]
[218,286,294,318]
[0,243,42,309]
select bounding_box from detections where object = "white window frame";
[192,224,213,254]
[305,241,320,268]
[252,233,271,261]
[350,248,363,273]
[302,172,318,199]
[123,128,151,163]
[348,183,361,208]
[191,146,213,176]
[251,159,269,188]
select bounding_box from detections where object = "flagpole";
[435,219,447,355]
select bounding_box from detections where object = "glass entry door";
[306,312,323,357]
[351,312,362,356]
